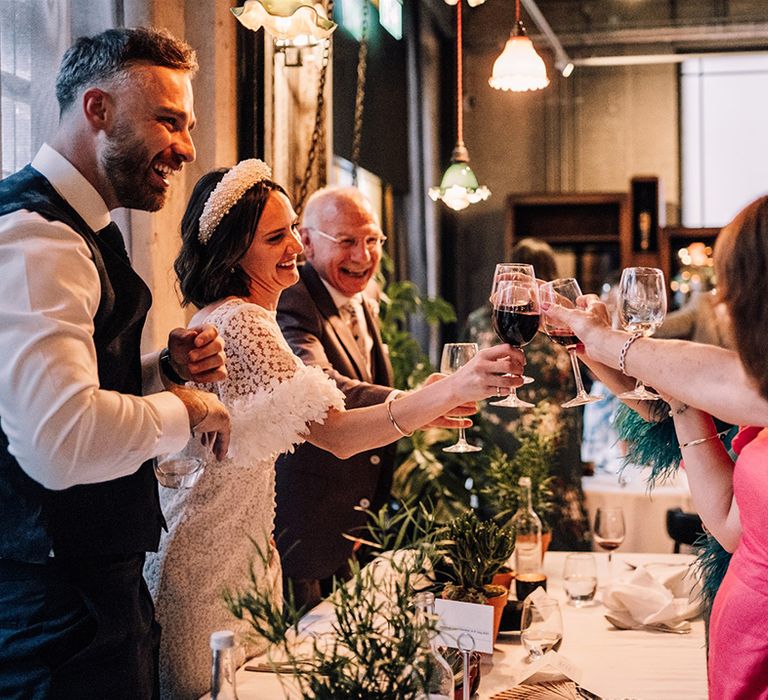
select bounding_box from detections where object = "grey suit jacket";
[275,263,396,581]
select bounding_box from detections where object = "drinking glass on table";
[563,553,598,607]
[489,263,540,408]
[520,594,563,661]
[540,277,602,409]
[593,506,626,570]
[440,343,482,453]
[617,267,667,400]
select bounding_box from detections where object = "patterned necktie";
[98,221,130,262]
[343,301,369,366]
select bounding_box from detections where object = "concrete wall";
[453,38,679,321]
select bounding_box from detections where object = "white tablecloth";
[215,551,707,700]
[583,468,695,553]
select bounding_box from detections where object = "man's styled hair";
[55,26,197,114]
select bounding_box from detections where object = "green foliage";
[377,255,456,390]
[482,402,557,530]
[225,539,437,700]
[437,510,515,602]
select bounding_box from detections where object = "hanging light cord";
[351,0,370,186]
[296,1,334,217]
[456,0,463,148]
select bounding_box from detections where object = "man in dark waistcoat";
[0,28,230,699]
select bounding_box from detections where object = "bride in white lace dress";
[144,160,522,699]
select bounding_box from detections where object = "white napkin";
[603,563,700,626]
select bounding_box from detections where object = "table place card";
[509,651,583,687]
[434,598,494,654]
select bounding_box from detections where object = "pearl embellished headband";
[198,159,273,244]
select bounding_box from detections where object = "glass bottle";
[412,591,454,700]
[512,476,543,576]
[210,630,239,700]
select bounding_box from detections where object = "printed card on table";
[434,598,494,654]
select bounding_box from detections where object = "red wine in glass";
[492,303,540,347]
[546,329,580,348]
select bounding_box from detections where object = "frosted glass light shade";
[231,1,336,45]
[429,162,491,211]
[489,35,550,92]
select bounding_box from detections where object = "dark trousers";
[0,554,160,700]
[284,560,352,611]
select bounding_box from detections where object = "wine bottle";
[511,476,543,579]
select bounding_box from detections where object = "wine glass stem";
[457,427,468,445]
[568,348,588,396]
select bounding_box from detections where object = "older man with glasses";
[274,186,395,608]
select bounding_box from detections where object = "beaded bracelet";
[679,429,729,449]
[386,398,414,437]
[618,332,643,376]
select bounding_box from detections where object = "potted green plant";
[438,510,515,642]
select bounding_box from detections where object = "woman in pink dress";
[544,196,768,698]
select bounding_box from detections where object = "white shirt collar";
[31,143,111,232]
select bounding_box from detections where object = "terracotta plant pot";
[491,567,514,593]
[483,584,509,644]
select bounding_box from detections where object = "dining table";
[203,550,707,700]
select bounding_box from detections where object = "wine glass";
[520,596,563,661]
[593,506,626,569]
[617,267,667,400]
[154,433,213,489]
[489,263,540,408]
[440,343,482,453]
[540,278,602,409]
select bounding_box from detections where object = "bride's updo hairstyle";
[175,162,287,308]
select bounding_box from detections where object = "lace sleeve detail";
[205,300,345,463]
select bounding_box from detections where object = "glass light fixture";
[429,1,490,212]
[444,0,486,6]
[489,0,549,92]
[231,1,337,48]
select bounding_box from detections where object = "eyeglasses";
[309,228,387,251]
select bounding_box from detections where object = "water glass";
[154,433,213,489]
[520,594,563,661]
[563,553,597,607]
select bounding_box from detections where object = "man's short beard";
[102,120,166,212]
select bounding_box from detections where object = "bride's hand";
[543,294,613,357]
[448,344,524,402]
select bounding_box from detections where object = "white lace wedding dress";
[144,298,344,699]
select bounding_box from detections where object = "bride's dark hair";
[175,168,287,308]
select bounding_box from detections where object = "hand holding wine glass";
[540,278,602,409]
[489,263,540,409]
[617,267,667,400]
[440,343,482,453]
[593,506,626,569]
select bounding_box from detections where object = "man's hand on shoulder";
[166,324,227,384]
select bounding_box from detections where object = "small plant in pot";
[438,510,516,642]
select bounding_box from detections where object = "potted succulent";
[438,510,516,642]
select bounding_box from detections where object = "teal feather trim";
[613,404,681,487]
[692,534,732,617]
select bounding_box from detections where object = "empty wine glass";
[540,278,602,409]
[520,595,563,661]
[440,343,482,453]
[489,263,540,408]
[617,267,667,400]
[593,506,626,569]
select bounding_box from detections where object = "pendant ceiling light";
[429,1,490,212]
[231,1,336,48]
[489,0,549,92]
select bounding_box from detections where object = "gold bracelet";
[618,332,643,376]
[668,403,689,418]
[386,398,414,437]
[679,429,729,449]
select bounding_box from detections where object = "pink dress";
[708,426,768,698]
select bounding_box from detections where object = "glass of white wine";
[440,343,482,453]
[617,267,667,400]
